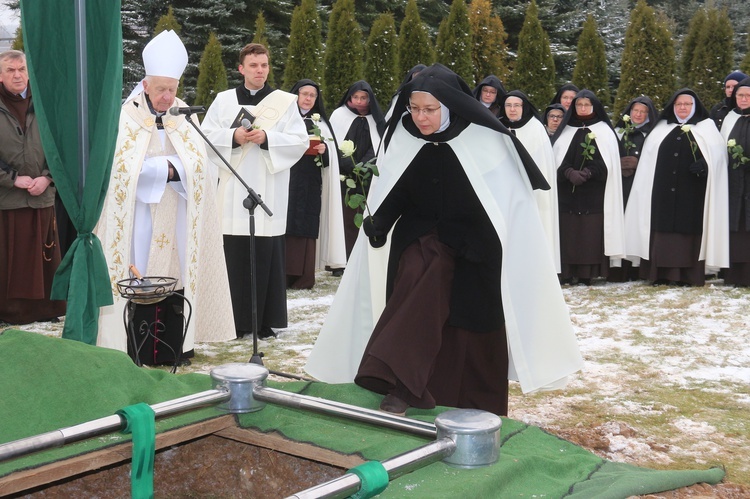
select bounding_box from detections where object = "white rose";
[340,175,347,182]
[728,139,737,148]
[623,115,631,123]
[340,140,356,158]
[681,124,692,133]
[587,132,596,140]
[311,113,321,122]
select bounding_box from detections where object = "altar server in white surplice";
[96,30,235,355]
[201,43,308,339]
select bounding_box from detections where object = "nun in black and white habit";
[305,64,583,416]
[624,89,728,285]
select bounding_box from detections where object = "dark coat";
[372,116,504,333]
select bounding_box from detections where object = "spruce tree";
[435,0,474,85]
[365,13,399,106]
[614,0,676,116]
[469,0,509,85]
[154,5,181,35]
[282,0,323,90]
[688,8,734,107]
[397,0,435,79]
[680,8,706,87]
[11,26,23,51]
[323,0,364,110]
[510,0,556,109]
[171,0,248,103]
[194,32,228,109]
[251,12,275,87]
[743,26,750,75]
[572,14,610,109]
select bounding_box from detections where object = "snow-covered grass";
[6,273,750,490]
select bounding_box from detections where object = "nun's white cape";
[515,118,561,272]
[328,106,382,156]
[624,119,729,270]
[553,121,626,264]
[311,117,347,269]
[305,118,584,394]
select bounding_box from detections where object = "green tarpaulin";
[0,330,725,498]
[20,0,122,344]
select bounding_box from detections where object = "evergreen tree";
[510,0,556,109]
[194,32,228,109]
[251,12,275,87]
[469,0,509,85]
[614,0,676,116]
[397,0,435,78]
[171,0,248,103]
[688,8,734,107]
[11,26,23,51]
[282,0,323,90]
[364,13,399,106]
[154,5,181,35]
[323,0,364,110]
[680,8,706,87]
[743,26,750,75]
[572,14,610,109]
[435,0,473,85]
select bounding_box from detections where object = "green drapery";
[20,0,121,344]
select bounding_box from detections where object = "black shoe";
[331,269,344,277]
[379,394,409,415]
[258,326,277,339]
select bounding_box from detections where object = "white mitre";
[126,30,188,102]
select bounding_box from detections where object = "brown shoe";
[379,394,409,415]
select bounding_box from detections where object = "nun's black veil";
[383,64,549,190]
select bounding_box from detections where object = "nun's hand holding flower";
[728,138,750,169]
[572,132,596,192]
[339,139,379,228]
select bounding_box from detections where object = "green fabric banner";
[20,0,122,344]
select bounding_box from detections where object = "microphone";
[168,106,206,116]
[241,118,255,130]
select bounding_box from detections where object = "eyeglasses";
[504,103,523,109]
[575,103,593,109]
[674,103,692,108]
[481,88,497,95]
[298,91,318,99]
[548,114,564,121]
[406,105,440,117]
[735,93,750,100]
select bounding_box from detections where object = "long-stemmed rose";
[620,115,636,155]
[681,124,698,161]
[572,132,596,192]
[727,138,750,169]
[339,139,379,228]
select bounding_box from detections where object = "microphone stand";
[183,112,270,366]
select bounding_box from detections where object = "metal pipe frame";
[0,389,230,463]
[288,437,457,499]
[253,386,437,438]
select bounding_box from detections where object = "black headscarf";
[472,75,506,101]
[659,88,710,125]
[729,77,750,112]
[336,80,386,136]
[615,95,658,134]
[552,89,612,144]
[395,64,427,96]
[291,79,329,120]
[384,63,549,190]
[550,83,579,106]
[498,90,541,129]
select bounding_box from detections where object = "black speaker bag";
[127,292,192,365]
